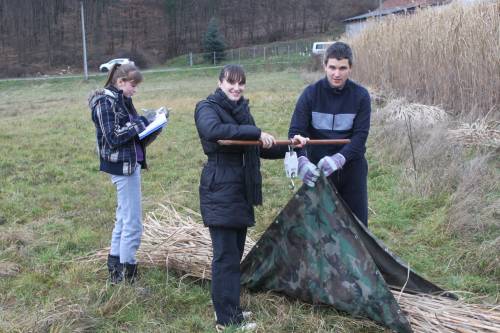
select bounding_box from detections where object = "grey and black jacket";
[288,78,371,164]
[89,86,151,175]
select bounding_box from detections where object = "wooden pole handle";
[217,139,350,146]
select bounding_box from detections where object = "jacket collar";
[104,85,123,99]
[105,85,131,108]
[321,77,351,95]
[88,86,125,109]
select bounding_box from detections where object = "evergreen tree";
[203,17,226,63]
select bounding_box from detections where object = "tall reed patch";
[344,1,499,280]
[348,1,499,118]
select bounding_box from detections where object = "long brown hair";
[104,63,143,88]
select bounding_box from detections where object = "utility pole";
[376,0,383,20]
[80,1,88,80]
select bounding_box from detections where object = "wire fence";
[1,40,321,81]
[181,40,316,67]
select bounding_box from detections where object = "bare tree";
[0,0,378,77]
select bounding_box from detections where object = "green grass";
[0,65,497,332]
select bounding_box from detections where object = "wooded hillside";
[0,0,377,77]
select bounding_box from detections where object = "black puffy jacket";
[194,90,285,228]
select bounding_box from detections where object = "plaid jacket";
[89,87,150,175]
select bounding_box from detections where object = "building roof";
[380,0,432,9]
[343,0,447,23]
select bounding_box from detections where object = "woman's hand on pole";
[259,131,276,148]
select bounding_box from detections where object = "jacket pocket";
[333,113,356,131]
[311,112,334,130]
[200,165,216,190]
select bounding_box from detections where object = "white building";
[343,0,450,37]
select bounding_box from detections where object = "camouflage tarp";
[241,175,453,332]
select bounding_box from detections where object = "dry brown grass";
[477,236,500,275]
[91,201,255,280]
[371,97,499,245]
[448,119,500,149]
[0,297,96,333]
[380,98,450,125]
[365,85,388,106]
[447,154,500,233]
[0,227,34,248]
[0,261,20,277]
[348,1,500,118]
[372,101,462,193]
[369,93,500,287]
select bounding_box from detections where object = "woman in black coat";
[194,65,305,331]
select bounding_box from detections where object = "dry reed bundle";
[380,98,449,125]
[89,202,499,332]
[392,290,500,333]
[92,201,255,280]
[448,120,500,149]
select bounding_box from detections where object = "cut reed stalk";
[393,290,500,333]
[90,201,254,280]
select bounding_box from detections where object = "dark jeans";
[209,226,247,325]
[328,157,368,226]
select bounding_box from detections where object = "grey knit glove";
[317,153,346,177]
[298,156,320,187]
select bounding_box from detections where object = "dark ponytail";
[104,64,121,87]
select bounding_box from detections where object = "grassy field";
[0,66,497,332]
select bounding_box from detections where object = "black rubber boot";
[124,263,138,284]
[107,254,123,284]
